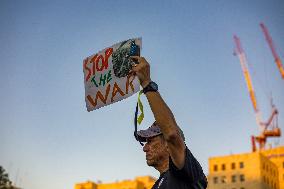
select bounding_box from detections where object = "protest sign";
[83,38,142,111]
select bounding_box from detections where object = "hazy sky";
[1,0,284,189]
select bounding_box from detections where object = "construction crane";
[260,22,284,79]
[233,35,281,152]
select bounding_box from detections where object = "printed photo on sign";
[83,38,142,111]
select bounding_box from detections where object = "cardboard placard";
[83,38,142,111]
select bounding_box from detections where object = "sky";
[0,0,284,189]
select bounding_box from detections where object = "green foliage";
[0,166,12,189]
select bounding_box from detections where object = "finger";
[130,56,140,59]
[130,63,139,71]
[131,65,138,72]
[130,56,141,62]
[130,61,137,67]
[128,70,136,76]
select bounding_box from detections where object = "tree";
[0,166,12,189]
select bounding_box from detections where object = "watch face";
[150,82,158,91]
[143,81,158,94]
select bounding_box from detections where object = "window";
[214,165,218,172]
[263,163,266,170]
[222,164,226,171]
[213,177,218,184]
[240,174,245,182]
[231,162,235,170]
[231,175,236,183]
[221,176,226,183]
[283,162,284,168]
[239,162,244,169]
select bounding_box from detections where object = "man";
[130,56,207,189]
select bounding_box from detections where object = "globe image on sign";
[112,39,140,78]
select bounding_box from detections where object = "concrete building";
[74,176,156,189]
[208,146,284,189]
[261,146,284,188]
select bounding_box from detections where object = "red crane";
[260,22,284,79]
[233,35,281,152]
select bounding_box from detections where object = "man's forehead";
[146,135,162,142]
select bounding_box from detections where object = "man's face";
[143,135,168,167]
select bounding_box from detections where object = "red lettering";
[111,82,125,102]
[86,84,111,107]
[104,48,113,68]
[96,55,105,71]
[91,54,98,76]
[83,58,91,82]
[90,48,113,74]
[126,74,136,94]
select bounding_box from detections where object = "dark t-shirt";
[151,147,207,189]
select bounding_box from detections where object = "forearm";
[146,90,186,169]
[145,91,177,140]
[130,56,186,169]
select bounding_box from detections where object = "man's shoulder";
[151,171,169,189]
[168,146,207,188]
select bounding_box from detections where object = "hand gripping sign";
[83,38,142,111]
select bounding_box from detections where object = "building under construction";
[207,23,283,189]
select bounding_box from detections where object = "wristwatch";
[143,81,158,94]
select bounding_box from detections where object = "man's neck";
[155,159,169,175]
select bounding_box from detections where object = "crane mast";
[233,35,263,130]
[260,22,284,79]
[233,35,281,151]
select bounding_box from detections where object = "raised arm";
[131,56,186,169]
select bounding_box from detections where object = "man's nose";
[143,143,149,152]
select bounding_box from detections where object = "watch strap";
[143,81,158,94]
